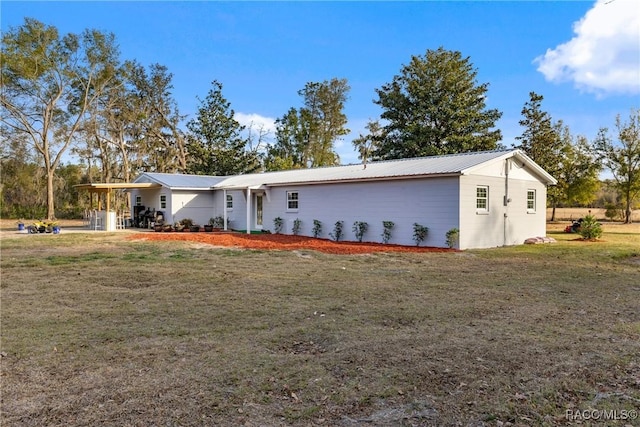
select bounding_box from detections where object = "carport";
[74,182,161,231]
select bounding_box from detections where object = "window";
[527,189,536,212]
[287,191,299,210]
[226,194,233,210]
[476,186,489,213]
[135,195,142,206]
[160,194,167,209]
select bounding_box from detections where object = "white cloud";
[534,0,640,96]
[235,112,277,149]
[235,112,277,135]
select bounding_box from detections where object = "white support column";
[246,188,251,234]
[223,189,228,231]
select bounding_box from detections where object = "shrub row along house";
[127,149,556,249]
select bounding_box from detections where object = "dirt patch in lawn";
[128,231,455,254]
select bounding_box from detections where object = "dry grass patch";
[1,226,639,426]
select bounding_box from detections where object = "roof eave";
[214,173,463,190]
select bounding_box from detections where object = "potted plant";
[190,223,201,232]
[180,218,193,231]
[210,216,224,231]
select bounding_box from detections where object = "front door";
[255,194,263,230]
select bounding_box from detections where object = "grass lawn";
[1,223,639,426]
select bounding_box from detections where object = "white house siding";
[459,163,548,249]
[259,178,460,247]
[170,191,216,226]
[213,190,246,231]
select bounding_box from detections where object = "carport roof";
[74,182,162,192]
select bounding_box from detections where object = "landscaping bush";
[292,218,302,235]
[445,228,459,249]
[381,220,395,244]
[352,221,368,242]
[579,214,602,240]
[330,221,344,242]
[312,219,322,238]
[413,223,429,246]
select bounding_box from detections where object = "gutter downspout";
[503,158,510,246]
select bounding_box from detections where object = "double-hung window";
[160,194,167,209]
[476,186,489,213]
[226,194,233,210]
[527,189,536,212]
[287,191,299,211]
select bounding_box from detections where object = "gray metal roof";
[214,149,555,189]
[132,150,556,190]
[133,172,226,189]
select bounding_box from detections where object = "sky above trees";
[3,0,638,164]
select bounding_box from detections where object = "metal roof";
[214,149,556,189]
[130,150,556,190]
[133,173,227,189]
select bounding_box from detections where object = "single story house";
[129,149,557,249]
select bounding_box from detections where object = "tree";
[352,120,383,167]
[185,80,260,176]
[515,92,574,220]
[593,110,640,223]
[554,126,601,209]
[265,78,350,170]
[1,18,119,219]
[128,62,188,174]
[373,47,502,159]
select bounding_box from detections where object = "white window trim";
[286,191,299,212]
[226,194,233,211]
[527,189,536,213]
[476,186,489,215]
[135,195,142,206]
[160,194,167,210]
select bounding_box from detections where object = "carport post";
[246,188,251,235]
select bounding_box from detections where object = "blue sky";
[3,1,639,165]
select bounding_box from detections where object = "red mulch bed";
[128,231,455,255]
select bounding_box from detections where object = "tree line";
[1,19,638,222]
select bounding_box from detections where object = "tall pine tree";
[373,47,502,159]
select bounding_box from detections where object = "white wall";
[259,178,460,247]
[459,161,549,249]
[171,191,216,226]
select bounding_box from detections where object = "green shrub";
[412,223,429,246]
[381,220,395,244]
[330,221,344,242]
[579,214,602,240]
[292,218,302,235]
[445,228,459,249]
[352,221,368,242]
[273,217,283,234]
[312,219,322,238]
[604,204,622,221]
